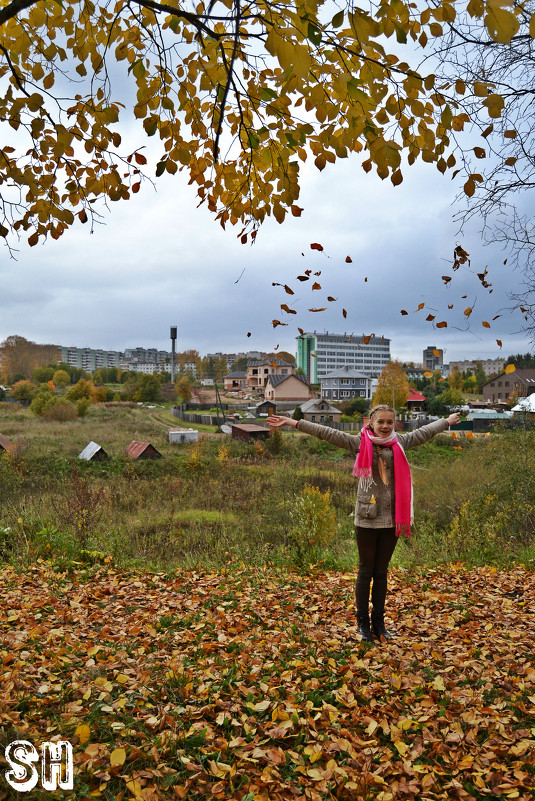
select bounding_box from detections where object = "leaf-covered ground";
[1,562,534,800]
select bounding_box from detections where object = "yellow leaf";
[423,371,433,378]
[482,321,491,328]
[433,675,445,691]
[394,741,409,756]
[125,779,143,798]
[483,93,505,119]
[75,723,91,744]
[505,363,516,374]
[110,748,126,767]
[485,6,519,44]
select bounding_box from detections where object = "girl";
[267,405,460,641]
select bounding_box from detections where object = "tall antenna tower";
[170,327,177,383]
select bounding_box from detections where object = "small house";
[126,441,163,459]
[255,400,277,417]
[224,371,247,391]
[298,398,341,424]
[406,387,426,412]
[264,373,314,402]
[78,441,110,461]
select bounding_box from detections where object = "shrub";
[77,397,91,417]
[288,483,337,565]
[10,380,37,400]
[30,392,57,416]
[43,401,77,422]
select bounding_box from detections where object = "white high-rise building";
[296,331,391,383]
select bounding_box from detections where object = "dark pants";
[355,526,398,616]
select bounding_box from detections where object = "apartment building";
[296,332,391,383]
[60,347,121,372]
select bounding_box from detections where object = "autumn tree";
[0,336,58,382]
[53,369,70,389]
[372,361,410,413]
[10,379,37,400]
[0,0,532,251]
[176,375,192,403]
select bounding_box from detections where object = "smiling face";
[370,410,396,438]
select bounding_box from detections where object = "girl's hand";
[446,412,461,426]
[266,415,296,429]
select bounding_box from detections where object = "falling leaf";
[426,314,436,321]
[496,339,502,348]
[297,275,310,282]
[291,205,303,216]
[272,319,288,327]
[308,308,327,312]
[415,303,425,312]
[423,371,433,378]
[442,275,452,284]
[482,321,491,328]
[310,352,317,358]
[492,315,501,320]
[312,282,321,290]
[298,327,304,335]
[345,256,352,263]
[327,296,337,302]
[436,321,448,328]
[342,309,347,318]
[448,304,454,309]
[433,349,441,357]
[310,242,324,251]
[364,277,368,282]
[505,364,516,374]
[400,309,408,315]
[247,332,251,337]
[464,307,473,317]
[281,304,297,314]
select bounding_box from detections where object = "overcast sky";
[1,138,531,364]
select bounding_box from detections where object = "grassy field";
[0,403,534,571]
[1,404,534,800]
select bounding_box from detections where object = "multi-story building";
[423,346,443,370]
[246,358,295,391]
[449,358,505,376]
[60,347,121,372]
[482,369,535,403]
[320,367,373,401]
[296,332,391,383]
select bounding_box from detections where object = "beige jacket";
[296,418,449,528]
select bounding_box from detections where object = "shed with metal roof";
[126,441,163,459]
[79,441,110,461]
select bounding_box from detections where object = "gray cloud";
[0,152,530,363]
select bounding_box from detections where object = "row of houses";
[224,360,375,403]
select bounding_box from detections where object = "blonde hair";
[369,404,396,419]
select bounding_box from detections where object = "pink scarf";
[353,425,413,537]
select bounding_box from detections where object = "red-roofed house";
[406,387,426,411]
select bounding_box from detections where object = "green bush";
[288,483,337,565]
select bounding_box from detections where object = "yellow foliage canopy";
[0,0,529,245]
